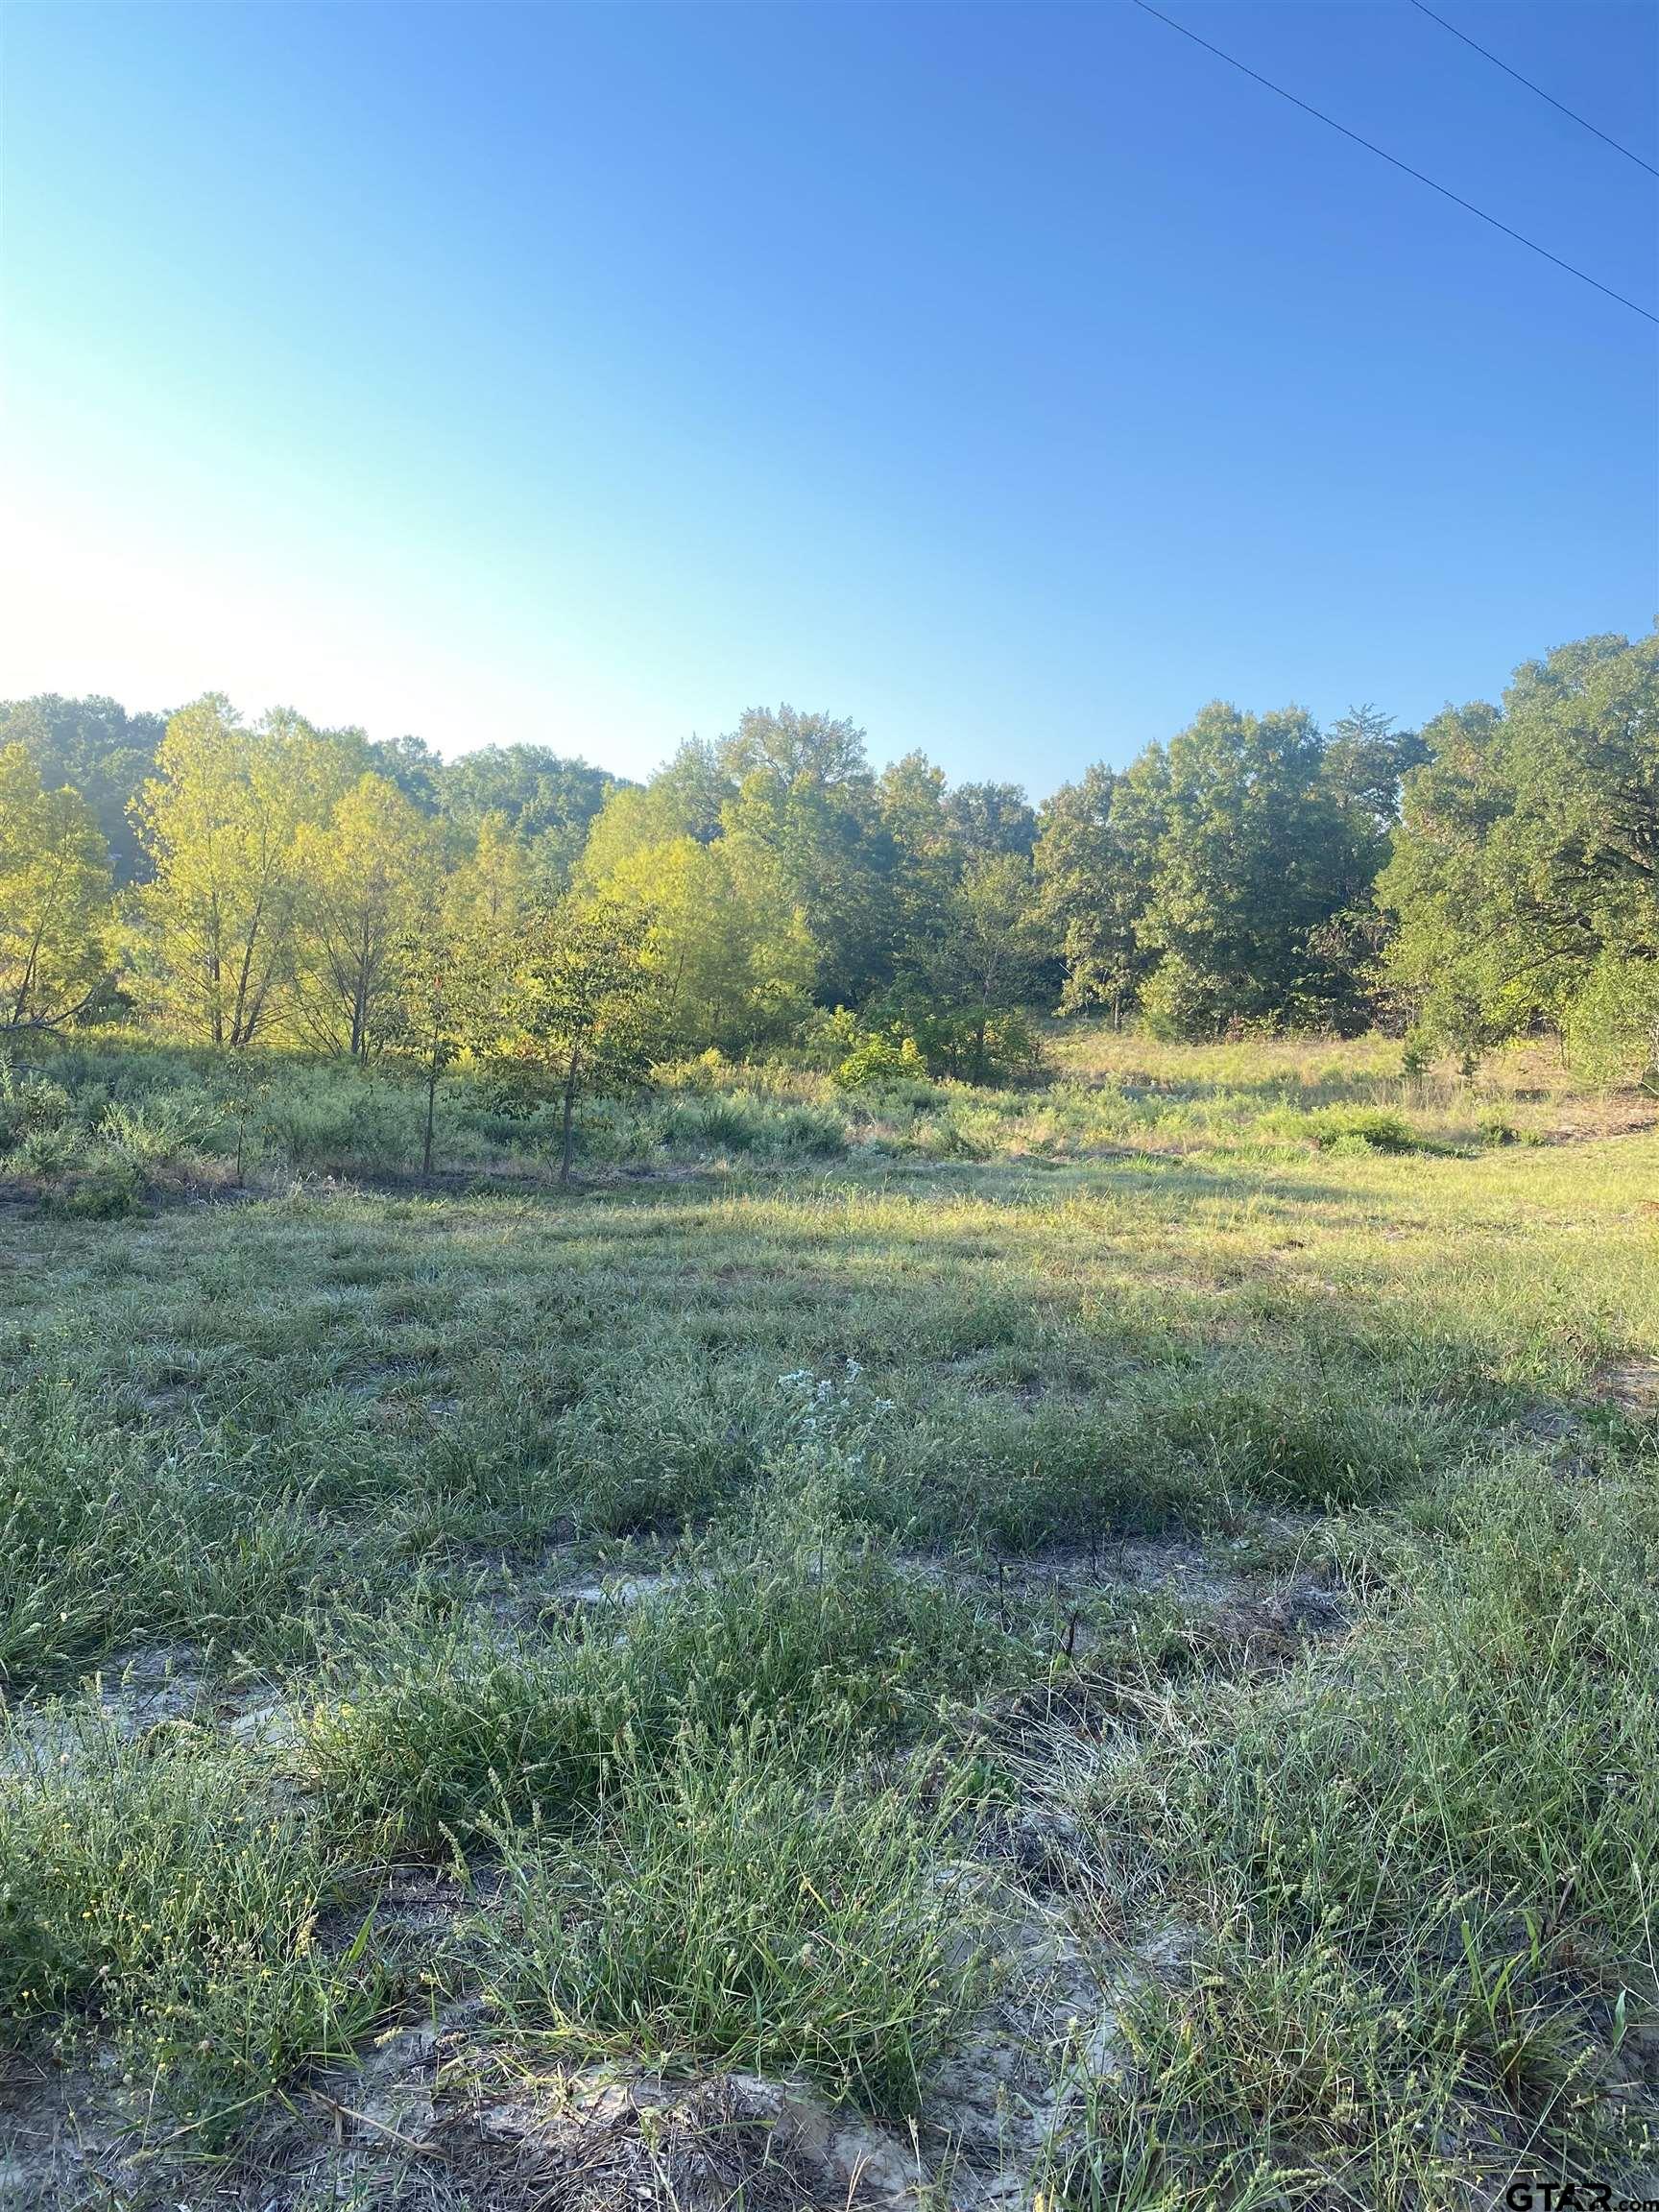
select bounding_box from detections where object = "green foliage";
[1036,757,1166,1023]
[38,1154,148,1218]
[496,896,657,1179]
[0,743,113,1029]
[833,1023,926,1088]
[1561,949,1659,1090]
[1040,699,1407,1040]
[905,851,1052,1078]
[1304,1103,1423,1153]
[1138,702,1377,1038]
[717,705,898,1005]
[0,692,164,885]
[12,639,1655,1075]
[1382,630,1659,1057]
[0,1060,74,1146]
[436,741,620,888]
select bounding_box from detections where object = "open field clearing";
[3,1036,1658,2209]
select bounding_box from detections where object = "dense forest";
[3,626,1655,1094]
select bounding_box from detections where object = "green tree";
[943,780,1037,860]
[0,694,165,885]
[1140,703,1362,1037]
[1381,630,1659,1070]
[650,736,730,843]
[718,707,895,1003]
[589,833,814,1053]
[876,752,957,974]
[499,899,656,1183]
[290,774,437,1056]
[1035,755,1167,1024]
[912,852,1049,1080]
[0,746,114,1028]
[1323,703,1428,836]
[716,704,869,790]
[449,810,534,942]
[439,744,622,890]
[373,909,497,1178]
[129,698,333,1046]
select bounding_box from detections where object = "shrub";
[1139,953,1224,1043]
[0,1064,75,1146]
[255,1066,420,1173]
[834,1030,926,1090]
[39,1154,148,1218]
[1305,1104,1421,1153]
[8,1123,82,1179]
[98,1096,214,1171]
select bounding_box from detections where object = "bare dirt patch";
[1590,1358,1659,1418]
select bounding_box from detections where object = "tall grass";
[0,1712,387,2144]
[5,1030,1655,2190]
[1,1022,1599,1195]
[1041,1454,1659,2204]
[463,1719,990,2116]
[0,1377,367,1685]
[296,1475,1025,1848]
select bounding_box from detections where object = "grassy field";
[2,1029,1657,2208]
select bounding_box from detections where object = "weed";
[0,1710,389,2144]
[297,1476,1022,1847]
[463,1719,990,2116]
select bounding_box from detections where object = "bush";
[1139,954,1225,1043]
[833,1030,926,1090]
[98,1096,214,1170]
[903,1006,1045,1085]
[255,1065,421,1173]
[39,1155,148,1218]
[1563,952,1659,1091]
[1305,1104,1422,1153]
[0,1065,74,1147]
[7,1123,82,1179]
[655,1091,849,1159]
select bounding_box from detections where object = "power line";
[1407,0,1658,180]
[1126,0,1658,326]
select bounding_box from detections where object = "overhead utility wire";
[1407,0,1658,180]
[1126,0,1658,326]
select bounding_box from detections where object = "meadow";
[2,1026,1657,2209]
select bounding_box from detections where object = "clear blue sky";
[3,0,1654,792]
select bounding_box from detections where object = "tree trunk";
[423,1052,439,1180]
[559,1047,580,1185]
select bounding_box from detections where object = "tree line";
[3,626,1655,1093]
